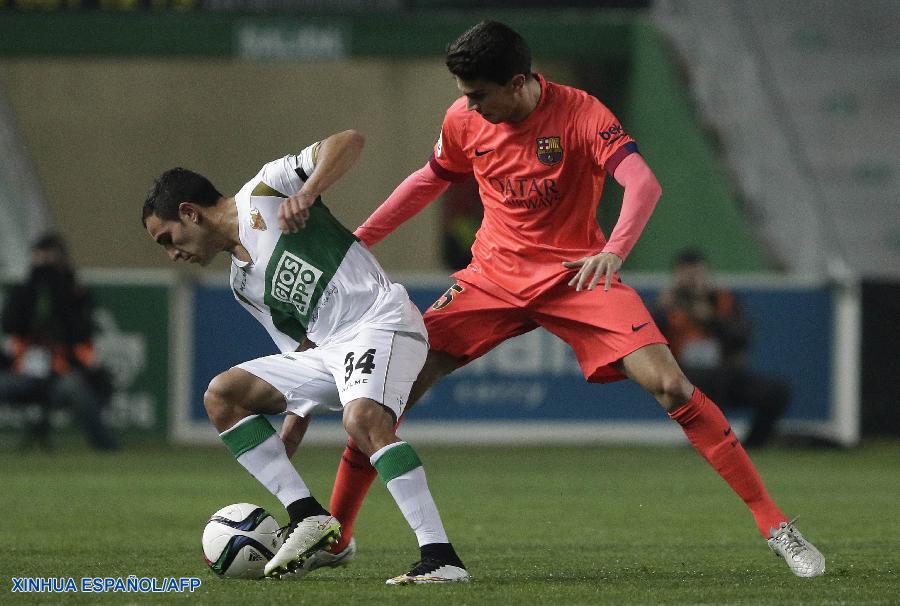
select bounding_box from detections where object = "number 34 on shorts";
[344,348,377,384]
[236,330,425,418]
[333,330,427,416]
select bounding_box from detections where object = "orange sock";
[669,388,787,538]
[328,419,403,553]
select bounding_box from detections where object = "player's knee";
[341,406,363,440]
[342,400,395,456]
[204,372,239,421]
[342,405,375,443]
[651,372,694,410]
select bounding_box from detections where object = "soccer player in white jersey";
[141,129,468,585]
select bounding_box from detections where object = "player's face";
[456,76,522,124]
[145,212,215,266]
[675,261,710,291]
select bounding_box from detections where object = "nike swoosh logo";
[474,148,494,157]
[631,322,649,332]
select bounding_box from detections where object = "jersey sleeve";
[582,98,639,175]
[428,108,472,182]
[259,142,321,197]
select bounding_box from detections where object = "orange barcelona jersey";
[429,73,638,301]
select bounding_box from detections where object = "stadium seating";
[654,0,900,279]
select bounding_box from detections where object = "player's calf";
[369,440,469,585]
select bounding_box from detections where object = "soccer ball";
[202,503,283,578]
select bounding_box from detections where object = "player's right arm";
[278,129,366,233]
[354,105,472,247]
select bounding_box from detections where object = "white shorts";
[236,329,427,419]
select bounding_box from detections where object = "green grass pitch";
[2,441,898,604]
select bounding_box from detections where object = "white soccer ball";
[202,503,283,578]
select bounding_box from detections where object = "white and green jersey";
[229,143,425,352]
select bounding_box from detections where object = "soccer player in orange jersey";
[280,20,824,579]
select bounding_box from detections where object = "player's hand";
[278,190,317,233]
[563,251,623,292]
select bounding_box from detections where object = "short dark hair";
[674,248,707,267]
[446,20,532,85]
[142,167,222,226]
[32,232,68,255]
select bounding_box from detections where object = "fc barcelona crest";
[536,136,563,166]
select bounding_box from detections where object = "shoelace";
[774,517,808,558]
[275,523,295,541]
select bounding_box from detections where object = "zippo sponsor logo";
[270,251,323,315]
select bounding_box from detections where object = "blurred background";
[0,0,897,450]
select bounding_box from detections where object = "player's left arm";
[565,153,662,291]
[278,129,366,233]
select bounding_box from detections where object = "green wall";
[622,23,768,271]
[0,11,768,273]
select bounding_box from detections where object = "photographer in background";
[0,234,118,451]
[655,249,790,448]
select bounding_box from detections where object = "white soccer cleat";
[385,557,470,585]
[767,518,825,578]
[282,537,357,580]
[263,515,341,578]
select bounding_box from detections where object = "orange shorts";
[424,273,667,383]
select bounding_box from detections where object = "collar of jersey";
[231,196,255,269]
[497,72,549,131]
